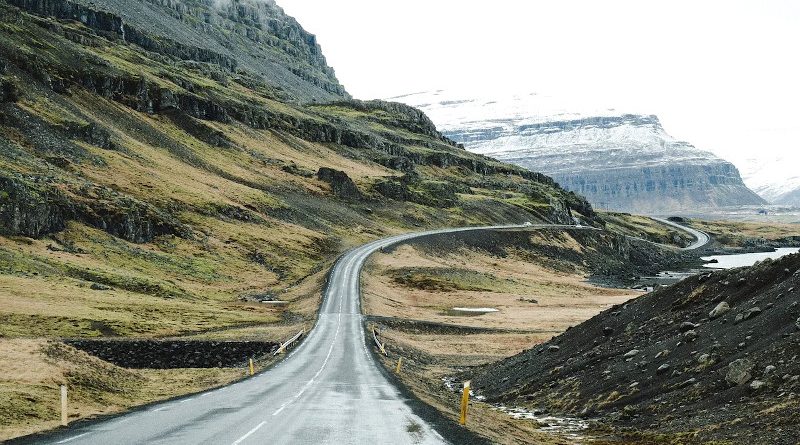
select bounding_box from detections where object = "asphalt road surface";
[650,217,711,250]
[29,224,584,445]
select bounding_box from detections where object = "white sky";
[278,0,800,165]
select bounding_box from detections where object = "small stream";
[491,405,590,439]
[443,377,590,442]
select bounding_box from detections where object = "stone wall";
[65,339,279,368]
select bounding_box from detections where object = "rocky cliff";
[396,91,766,213]
[9,0,348,102]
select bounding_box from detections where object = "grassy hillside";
[686,218,800,249]
[0,0,596,340]
[601,212,694,248]
[0,1,599,437]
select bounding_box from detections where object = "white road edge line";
[41,225,578,445]
[231,420,266,445]
[272,299,344,416]
[56,432,90,444]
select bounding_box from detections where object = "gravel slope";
[469,253,800,443]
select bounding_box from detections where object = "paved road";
[32,224,584,445]
[650,217,711,250]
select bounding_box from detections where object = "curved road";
[650,217,710,250]
[33,224,586,445]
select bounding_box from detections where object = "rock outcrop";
[317,167,362,201]
[9,0,348,102]
[0,174,188,242]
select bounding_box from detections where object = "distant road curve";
[651,217,711,250]
[23,223,592,445]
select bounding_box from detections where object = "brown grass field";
[363,240,639,443]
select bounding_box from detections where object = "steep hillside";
[0,0,594,341]
[395,91,766,214]
[9,0,348,102]
[469,254,800,444]
[0,0,607,437]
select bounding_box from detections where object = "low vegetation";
[601,212,693,248]
[0,1,596,439]
[687,219,800,249]
[363,230,645,443]
[0,339,242,440]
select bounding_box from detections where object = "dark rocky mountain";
[469,254,800,443]
[396,91,767,214]
[9,0,348,102]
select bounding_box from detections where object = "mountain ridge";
[396,91,766,213]
[9,0,349,102]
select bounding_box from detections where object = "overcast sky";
[278,0,799,165]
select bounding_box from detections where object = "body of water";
[702,248,800,269]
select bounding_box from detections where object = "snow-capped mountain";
[734,154,800,206]
[392,91,766,213]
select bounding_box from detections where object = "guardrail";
[371,326,387,356]
[273,329,305,356]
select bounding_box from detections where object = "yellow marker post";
[60,385,68,426]
[249,358,255,376]
[395,357,403,373]
[459,381,471,426]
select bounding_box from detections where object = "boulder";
[744,307,762,320]
[90,283,113,291]
[623,349,640,359]
[709,302,730,319]
[683,330,699,342]
[317,167,362,200]
[679,321,699,332]
[725,359,754,386]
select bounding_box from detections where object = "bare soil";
[363,232,642,443]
